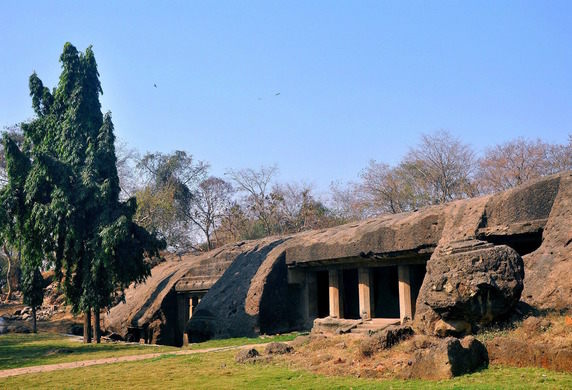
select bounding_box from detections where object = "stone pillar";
[398,265,413,322]
[338,270,345,319]
[358,267,371,320]
[328,269,340,318]
[177,293,190,345]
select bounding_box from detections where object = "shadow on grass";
[0,333,172,370]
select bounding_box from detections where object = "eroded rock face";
[399,336,488,379]
[415,240,524,336]
[486,337,572,372]
[359,325,414,357]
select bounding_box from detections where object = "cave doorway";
[342,269,360,319]
[316,270,330,318]
[372,266,400,319]
[479,231,543,256]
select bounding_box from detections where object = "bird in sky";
[154,83,157,88]
[275,92,280,96]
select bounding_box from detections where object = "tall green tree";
[3,43,163,342]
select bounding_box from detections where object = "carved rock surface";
[416,241,524,335]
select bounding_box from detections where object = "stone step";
[350,318,401,335]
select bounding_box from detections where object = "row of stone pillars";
[328,265,413,322]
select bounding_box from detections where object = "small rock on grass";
[235,348,260,363]
[265,342,293,355]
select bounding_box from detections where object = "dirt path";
[0,343,266,379]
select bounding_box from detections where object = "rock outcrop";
[399,336,489,379]
[103,241,253,345]
[186,238,289,341]
[104,172,572,346]
[359,325,414,357]
[414,240,524,336]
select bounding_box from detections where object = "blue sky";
[1,1,571,194]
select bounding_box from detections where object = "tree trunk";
[93,307,101,344]
[83,309,92,343]
[32,306,37,333]
[3,245,12,303]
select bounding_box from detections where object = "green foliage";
[2,42,164,318]
[135,151,208,250]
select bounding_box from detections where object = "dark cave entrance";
[316,270,330,318]
[479,231,543,256]
[372,266,400,318]
[342,269,360,319]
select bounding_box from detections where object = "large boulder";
[415,240,524,336]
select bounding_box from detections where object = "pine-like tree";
[3,42,163,342]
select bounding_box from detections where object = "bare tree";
[477,137,572,193]
[186,177,234,250]
[357,161,425,215]
[226,165,279,236]
[216,201,250,244]
[403,130,477,204]
[115,139,140,200]
[329,181,368,221]
[546,136,572,175]
[331,131,477,219]
[272,182,334,232]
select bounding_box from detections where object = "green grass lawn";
[187,332,300,350]
[0,332,299,370]
[0,333,177,370]
[2,333,572,389]
[1,348,572,389]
